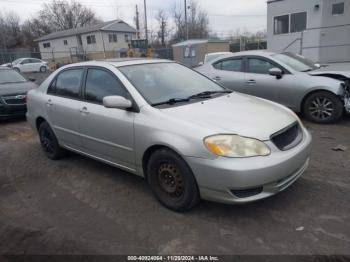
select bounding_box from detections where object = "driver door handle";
[80,106,90,115]
[246,79,256,84]
[213,76,221,81]
[46,99,53,106]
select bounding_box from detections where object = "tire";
[146,148,200,211]
[38,121,65,160]
[13,67,20,73]
[303,91,343,124]
[40,66,47,73]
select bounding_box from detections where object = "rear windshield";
[0,69,26,84]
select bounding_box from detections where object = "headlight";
[204,135,270,158]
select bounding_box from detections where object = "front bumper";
[186,127,312,204]
[0,104,27,119]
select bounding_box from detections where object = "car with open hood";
[26,59,312,211]
[196,51,350,124]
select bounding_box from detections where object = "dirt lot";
[0,72,350,255]
[0,114,349,255]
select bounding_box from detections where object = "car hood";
[309,64,350,79]
[161,93,298,141]
[0,81,37,96]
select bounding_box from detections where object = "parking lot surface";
[0,115,349,255]
[1,71,350,255]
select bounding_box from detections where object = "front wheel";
[40,66,47,73]
[39,122,65,160]
[303,91,343,124]
[146,148,200,211]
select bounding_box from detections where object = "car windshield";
[119,62,225,105]
[271,52,318,72]
[0,69,26,84]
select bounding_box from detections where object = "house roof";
[172,39,229,47]
[35,20,137,42]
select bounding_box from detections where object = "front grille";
[271,122,302,151]
[2,94,26,105]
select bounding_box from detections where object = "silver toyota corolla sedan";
[196,51,350,124]
[26,59,312,211]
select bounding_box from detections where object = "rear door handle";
[80,106,90,115]
[46,99,53,106]
[246,79,256,84]
[213,76,221,81]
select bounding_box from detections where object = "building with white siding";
[267,0,350,63]
[35,20,137,63]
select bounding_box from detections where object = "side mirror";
[28,77,36,82]
[269,68,283,79]
[103,96,132,109]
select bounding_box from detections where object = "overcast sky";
[0,0,267,37]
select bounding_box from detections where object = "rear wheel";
[303,91,343,124]
[146,148,200,211]
[39,122,65,160]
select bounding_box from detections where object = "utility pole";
[135,5,140,39]
[144,0,148,42]
[184,0,188,40]
[161,19,166,47]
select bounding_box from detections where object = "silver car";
[196,51,350,124]
[26,59,312,211]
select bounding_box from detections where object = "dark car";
[0,67,37,120]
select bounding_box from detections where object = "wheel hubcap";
[158,163,183,197]
[309,97,334,120]
[41,130,54,153]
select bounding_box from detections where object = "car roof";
[62,58,174,68]
[216,50,277,60]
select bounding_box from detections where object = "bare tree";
[171,0,210,43]
[0,11,21,48]
[39,0,99,31]
[155,9,169,47]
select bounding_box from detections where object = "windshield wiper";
[151,90,233,107]
[0,81,25,84]
[188,90,232,99]
[301,68,313,72]
[151,98,190,106]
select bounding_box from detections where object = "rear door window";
[50,68,84,99]
[213,58,242,72]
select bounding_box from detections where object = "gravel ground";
[0,115,349,255]
[1,71,350,255]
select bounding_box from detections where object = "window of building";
[332,2,345,15]
[184,47,196,58]
[85,69,128,104]
[213,59,243,72]
[43,42,51,48]
[52,69,84,99]
[274,15,289,35]
[124,34,130,43]
[290,12,307,33]
[248,58,276,75]
[109,33,118,43]
[87,35,96,44]
[63,39,68,45]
